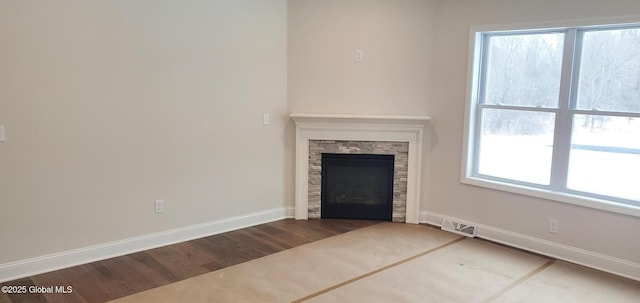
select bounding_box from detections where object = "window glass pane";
[568,115,640,201]
[576,28,640,113]
[484,33,564,108]
[478,109,555,184]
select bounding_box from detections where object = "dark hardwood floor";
[0,219,380,303]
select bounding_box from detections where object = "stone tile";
[308,140,409,221]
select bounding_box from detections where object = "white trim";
[423,211,640,282]
[461,20,640,218]
[291,113,430,224]
[469,15,640,34]
[289,113,431,124]
[460,30,482,181]
[0,207,288,283]
[461,177,640,218]
[284,206,295,218]
[418,210,430,224]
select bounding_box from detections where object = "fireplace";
[290,113,430,224]
[321,153,394,221]
[308,140,408,222]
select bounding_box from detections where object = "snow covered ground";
[478,117,640,201]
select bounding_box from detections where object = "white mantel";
[291,113,430,224]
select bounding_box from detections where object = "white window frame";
[461,20,640,218]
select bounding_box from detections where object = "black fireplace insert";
[321,153,394,221]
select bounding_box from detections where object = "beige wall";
[288,0,434,115]
[287,0,437,232]
[289,0,640,273]
[0,0,287,264]
[429,0,640,263]
[2,0,639,278]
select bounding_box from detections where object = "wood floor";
[0,219,380,303]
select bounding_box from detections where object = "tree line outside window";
[469,24,640,205]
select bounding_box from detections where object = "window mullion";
[549,29,579,191]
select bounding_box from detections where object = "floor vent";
[441,218,477,238]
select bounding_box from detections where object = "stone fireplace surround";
[309,140,409,222]
[291,113,430,224]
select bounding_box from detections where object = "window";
[463,23,640,214]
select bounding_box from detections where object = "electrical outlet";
[549,219,559,234]
[155,200,164,214]
[355,49,364,62]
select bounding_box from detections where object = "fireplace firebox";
[321,153,394,221]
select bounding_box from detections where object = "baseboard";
[419,211,430,225]
[0,207,289,283]
[284,206,295,218]
[420,211,640,282]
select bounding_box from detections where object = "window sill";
[461,176,640,218]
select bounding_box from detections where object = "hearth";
[321,153,394,221]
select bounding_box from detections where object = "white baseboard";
[284,206,295,218]
[0,207,289,283]
[421,211,640,282]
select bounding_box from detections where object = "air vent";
[441,218,477,237]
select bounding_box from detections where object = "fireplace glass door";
[321,153,394,221]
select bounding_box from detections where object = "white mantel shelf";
[290,113,430,224]
[290,113,431,125]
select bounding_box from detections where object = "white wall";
[428,0,640,274]
[0,0,287,265]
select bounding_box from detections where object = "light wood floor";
[2,219,639,303]
[0,219,379,303]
